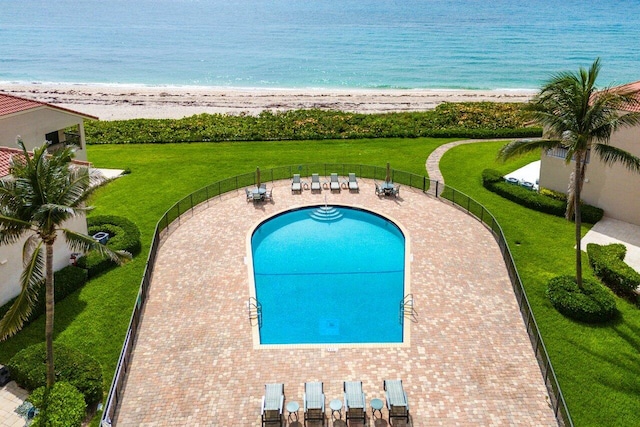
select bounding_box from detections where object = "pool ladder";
[247,297,262,329]
[399,294,418,325]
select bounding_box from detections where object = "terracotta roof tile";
[0,93,98,120]
[0,146,92,178]
[607,80,640,112]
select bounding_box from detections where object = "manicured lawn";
[0,137,452,397]
[2,137,637,426]
[440,141,640,427]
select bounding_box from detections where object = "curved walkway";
[114,179,556,426]
[426,139,512,185]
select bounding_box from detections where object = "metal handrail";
[247,297,262,329]
[101,164,572,427]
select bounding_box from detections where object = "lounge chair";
[343,381,366,423]
[304,381,325,424]
[261,383,284,426]
[291,174,303,193]
[347,173,359,192]
[329,173,341,192]
[310,174,322,193]
[384,379,409,425]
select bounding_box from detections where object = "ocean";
[1,0,639,90]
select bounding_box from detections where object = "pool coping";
[245,202,412,349]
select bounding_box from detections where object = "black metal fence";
[101,164,572,427]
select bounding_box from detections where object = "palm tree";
[499,58,640,288]
[0,139,128,387]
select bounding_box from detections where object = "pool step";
[309,206,343,222]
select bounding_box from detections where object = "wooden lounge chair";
[291,174,303,193]
[347,173,359,192]
[310,174,322,193]
[329,173,341,192]
[343,381,366,423]
[384,379,409,425]
[261,383,285,426]
[304,381,325,424]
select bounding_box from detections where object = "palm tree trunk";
[45,242,55,387]
[574,153,584,289]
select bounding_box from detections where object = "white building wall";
[0,107,88,161]
[0,215,88,306]
[539,125,640,226]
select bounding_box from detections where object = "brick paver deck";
[114,179,557,426]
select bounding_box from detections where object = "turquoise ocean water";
[1,0,639,90]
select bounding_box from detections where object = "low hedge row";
[29,382,86,427]
[546,275,617,323]
[7,342,103,406]
[482,169,604,224]
[587,243,640,294]
[77,215,141,278]
[84,103,542,144]
[0,266,88,329]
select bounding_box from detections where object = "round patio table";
[330,399,343,419]
[286,401,299,421]
[371,398,384,419]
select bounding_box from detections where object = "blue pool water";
[252,206,405,344]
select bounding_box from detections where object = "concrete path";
[0,381,29,427]
[113,179,556,426]
[425,139,513,185]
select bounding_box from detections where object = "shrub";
[7,343,103,406]
[84,104,542,144]
[0,266,87,327]
[77,215,141,278]
[587,243,640,294]
[29,382,86,427]
[546,275,617,323]
[482,169,604,224]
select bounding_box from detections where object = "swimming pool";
[251,206,405,345]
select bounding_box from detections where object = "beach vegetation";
[83,103,541,144]
[498,59,640,291]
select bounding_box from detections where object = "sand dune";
[2,83,536,120]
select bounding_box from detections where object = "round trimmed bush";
[29,382,86,427]
[77,215,141,277]
[7,343,103,406]
[546,275,617,323]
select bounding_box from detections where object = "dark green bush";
[7,343,103,406]
[77,215,141,278]
[29,382,86,427]
[84,104,542,144]
[482,169,604,224]
[587,243,640,294]
[546,275,617,323]
[0,266,87,327]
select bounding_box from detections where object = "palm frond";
[0,239,44,340]
[0,214,33,245]
[63,229,132,264]
[593,143,640,173]
[497,138,559,161]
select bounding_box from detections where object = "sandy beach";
[1,83,536,120]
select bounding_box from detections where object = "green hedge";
[7,343,103,406]
[587,243,640,294]
[482,169,604,224]
[77,215,141,278]
[0,266,87,329]
[84,103,542,144]
[546,275,617,323]
[29,382,86,427]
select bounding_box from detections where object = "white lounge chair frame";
[310,173,322,193]
[384,379,409,424]
[329,173,341,192]
[261,383,284,426]
[344,381,366,423]
[304,381,325,424]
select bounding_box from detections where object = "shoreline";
[1,83,537,120]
